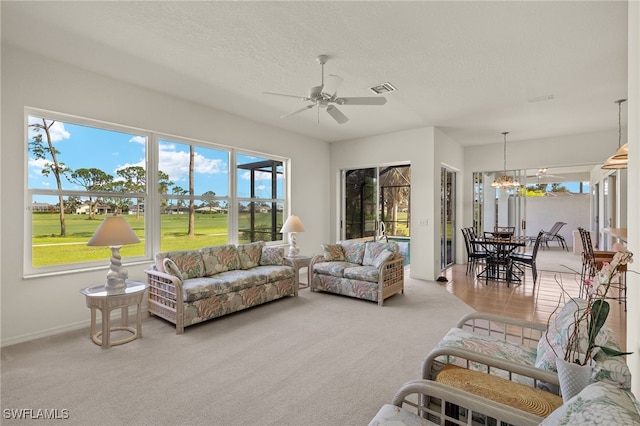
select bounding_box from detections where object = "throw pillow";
[338,241,365,264]
[162,258,184,281]
[322,244,345,261]
[372,249,394,268]
[260,246,284,266]
[237,241,265,269]
[363,241,398,266]
[540,381,640,425]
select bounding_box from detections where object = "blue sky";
[28,117,283,202]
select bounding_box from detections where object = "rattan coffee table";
[435,364,563,418]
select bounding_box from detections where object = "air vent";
[369,82,397,95]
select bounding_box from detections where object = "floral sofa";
[309,240,404,306]
[422,298,631,395]
[145,242,297,334]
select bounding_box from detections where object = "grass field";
[31,213,281,267]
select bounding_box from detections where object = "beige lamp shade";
[280,215,305,257]
[601,155,628,170]
[611,143,628,160]
[280,215,306,233]
[87,215,140,247]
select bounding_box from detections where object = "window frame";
[24,108,291,278]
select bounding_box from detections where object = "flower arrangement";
[560,243,633,365]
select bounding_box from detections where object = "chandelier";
[491,132,520,189]
[602,99,628,170]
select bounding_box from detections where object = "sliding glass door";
[441,168,456,269]
[341,165,410,262]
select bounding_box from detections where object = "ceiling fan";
[263,55,387,124]
[526,168,565,179]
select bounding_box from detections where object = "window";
[25,109,290,275]
[158,138,230,251]
[236,154,285,243]
[27,112,148,272]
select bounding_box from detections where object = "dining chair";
[462,228,488,275]
[578,227,626,310]
[509,230,544,285]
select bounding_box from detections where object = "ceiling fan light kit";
[263,55,388,124]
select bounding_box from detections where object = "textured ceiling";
[1,1,629,146]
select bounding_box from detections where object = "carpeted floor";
[0,274,473,426]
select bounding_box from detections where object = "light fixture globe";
[491,132,520,189]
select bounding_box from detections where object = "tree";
[188,146,195,237]
[29,119,68,236]
[158,170,174,211]
[67,168,113,219]
[172,186,187,213]
[117,166,146,220]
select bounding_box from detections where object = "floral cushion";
[260,246,284,266]
[313,261,360,278]
[535,298,630,389]
[155,250,205,280]
[200,244,240,276]
[540,381,640,425]
[338,241,366,264]
[433,327,538,384]
[344,265,379,283]
[237,241,265,270]
[363,241,399,266]
[322,244,345,261]
[372,249,394,268]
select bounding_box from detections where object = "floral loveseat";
[422,298,631,395]
[309,240,404,306]
[145,242,297,334]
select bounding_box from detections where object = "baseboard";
[1,306,149,348]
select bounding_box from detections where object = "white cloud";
[158,144,227,182]
[129,136,146,145]
[27,117,70,142]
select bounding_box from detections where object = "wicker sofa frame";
[145,255,297,334]
[369,379,543,426]
[309,241,404,306]
[421,312,561,391]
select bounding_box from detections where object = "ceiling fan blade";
[326,105,349,124]
[263,91,309,101]
[335,96,387,105]
[280,104,314,119]
[321,74,343,97]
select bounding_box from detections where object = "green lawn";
[32,213,282,267]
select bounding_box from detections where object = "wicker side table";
[80,280,148,349]
[286,255,311,289]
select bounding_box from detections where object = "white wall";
[0,46,330,345]
[525,195,589,250]
[329,126,465,281]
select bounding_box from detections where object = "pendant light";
[491,132,520,189]
[602,99,628,170]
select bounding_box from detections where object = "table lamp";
[280,215,305,257]
[87,215,140,294]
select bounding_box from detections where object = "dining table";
[473,236,526,285]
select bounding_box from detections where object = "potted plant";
[550,243,633,400]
